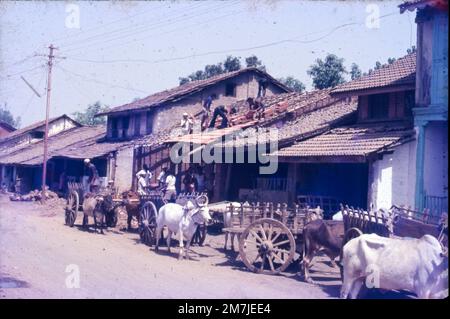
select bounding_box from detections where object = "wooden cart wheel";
[343,227,363,246]
[65,191,79,227]
[190,223,207,246]
[139,201,158,246]
[239,218,295,275]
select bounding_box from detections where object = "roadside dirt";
[0,194,344,299]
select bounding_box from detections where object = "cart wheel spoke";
[258,225,268,241]
[267,255,275,271]
[272,239,291,247]
[249,230,263,243]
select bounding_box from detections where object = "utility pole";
[41,44,56,203]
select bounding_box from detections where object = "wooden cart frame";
[223,202,321,275]
[341,204,448,245]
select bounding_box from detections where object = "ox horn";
[196,194,208,207]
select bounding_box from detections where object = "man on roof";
[208,105,229,129]
[180,112,194,135]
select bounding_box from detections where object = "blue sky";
[0,0,416,126]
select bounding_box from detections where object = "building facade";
[401,0,448,213]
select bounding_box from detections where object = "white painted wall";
[113,146,134,192]
[423,122,448,197]
[369,140,417,210]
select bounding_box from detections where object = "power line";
[49,1,168,45]
[56,64,148,94]
[63,11,399,66]
[60,1,223,53]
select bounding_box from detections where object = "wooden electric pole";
[41,44,56,203]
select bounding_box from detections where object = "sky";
[0,0,416,127]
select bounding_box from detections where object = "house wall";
[368,140,416,210]
[423,121,448,198]
[358,90,414,122]
[416,13,434,108]
[113,146,135,192]
[1,117,79,150]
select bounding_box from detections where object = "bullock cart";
[64,182,118,228]
[342,205,448,246]
[137,190,209,247]
[223,202,321,275]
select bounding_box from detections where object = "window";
[134,114,141,136]
[146,111,153,134]
[225,83,236,97]
[368,93,389,120]
[122,116,130,138]
[30,131,44,139]
[110,117,118,139]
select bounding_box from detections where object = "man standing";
[201,95,213,131]
[157,167,168,189]
[136,164,152,186]
[257,77,268,98]
[164,169,177,203]
[137,171,147,195]
[84,158,99,193]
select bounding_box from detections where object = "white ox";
[155,198,212,260]
[341,233,448,299]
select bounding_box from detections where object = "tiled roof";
[162,89,358,147]
[271,124,415,159]
[0,125,136,166]
[331,53,416,95]
[399,0,448,12]
[0,120,16,133]
[0,114,81,144]
[98,68,291,116]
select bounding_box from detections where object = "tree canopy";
[0,103,21,128]
[72,101,110,126]
[278,76,306,93]
[179,55,266,85]
[350,63,362,80]
[307,54,347,89]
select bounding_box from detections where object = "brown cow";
[121,190,141,230]
[301,219,344,284]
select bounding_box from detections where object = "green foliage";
[72,101,110,126]
[350,63,362,80]
[278,76,305,93]
[178,55,266,85]
[407,45,416,54]
[0,104,21,128]
[245,55,266,71]
[307,54,347,89]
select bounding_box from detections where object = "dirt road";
[0,194,344,299]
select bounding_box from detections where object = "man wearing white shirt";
[163,169,177,202]
[137,171,147,195]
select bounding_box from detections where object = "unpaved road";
[0,194,344,299]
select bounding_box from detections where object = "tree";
[407,45,416,54]
[0,103,21,128]
[245,55,266,71]
[374,61,383,70]
[72,101,110,126]
[387,57,396,64]
[278,76,305,93]
[178,55,265,85]
[223,55,241,72]
[350,63,362,80]
[307,54,347,89]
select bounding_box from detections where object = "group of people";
[182,77,268,132]
[136,165,208,202]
